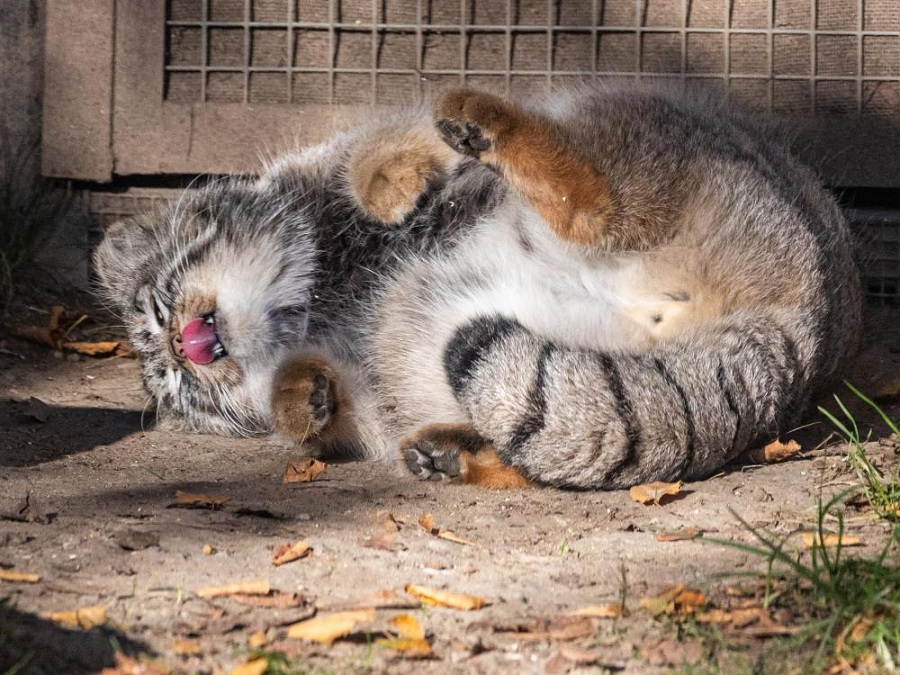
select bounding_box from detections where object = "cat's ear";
[93,214,159,312]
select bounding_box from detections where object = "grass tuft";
[818,381,900,522]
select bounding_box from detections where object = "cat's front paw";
[271,356,336,442]
[434,88,515,158]
[348,130,455,225]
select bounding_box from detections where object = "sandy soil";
[1,305,898,674]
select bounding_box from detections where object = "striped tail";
[443,311,819,489]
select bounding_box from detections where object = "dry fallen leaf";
[696,607,768,628]
[548,616,596,641]
[377,614,434,658]
[640,585,706,616]
[228,591,310,609]
[629,481,684,506]
[230,659,268,675]
[569,603,628,618]
[271,540,312,566]
[0,569,41,583]
[655,527,701,542]
[170,638,201,656]
[417,513,478,547]
[173,490,231,509]
[283,458,327,483]
[62,340,123,357]
[557,643,601,665]
[44,604,107,629]
[248,630,268,649]
[405,584,486,610]
[287,609,375,643]
[196,579,270,598]
[749,439,802,464]
[321,589,419,612]
[801,532,862,550]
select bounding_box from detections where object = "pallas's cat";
[95,83,862,489]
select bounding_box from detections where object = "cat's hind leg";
[400,423,532,489]
[434,88,615,248]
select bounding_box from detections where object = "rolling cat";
[95,82,863,489]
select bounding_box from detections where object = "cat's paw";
[402,438,463,481]
[348,131,454,225]
[434,88,515,158]
[271,356,336,442]
[399,423,483,481]
[354,150,435,225]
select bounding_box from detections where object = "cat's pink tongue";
[180,318,218,364]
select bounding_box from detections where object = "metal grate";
[850,209,900,308]
[165,0,900,113]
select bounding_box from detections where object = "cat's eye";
[151,295,167,326]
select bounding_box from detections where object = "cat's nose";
[171,333,184,358]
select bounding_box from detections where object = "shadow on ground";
[0,601,151,674]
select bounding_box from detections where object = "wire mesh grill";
[165,0,900,113]
[849,208,900,308]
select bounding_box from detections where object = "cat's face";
[94,179,317,435]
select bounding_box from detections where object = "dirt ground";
[1,302,899,675]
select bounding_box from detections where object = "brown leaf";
[405,584,486,610]
[629,481,684,506]
[170,638,201,655]
[640,585,706,616]
[749,439,802,464]
[230,659,269,675]
[287,609,375,643]
[196,579,270,598]
[271,540,312,566]
[247,630,268,648]
[62,340,122,357]
[557,644,601,665]
[417,513,479,547]
[643,638,703,667]
[321,589,419,612]
[378,614,433,658]
[696,607,767,627]
[655,527,701,542]
[0,569,41,583]
[283,458,327,483]
[801,532,862,550]
[228,591,310,609]
[362,530,404,552]
[43,604,107,629]
[548,616,595,641]
[172,490,231,509]
[569,603,627,619]
[378,637,434,658]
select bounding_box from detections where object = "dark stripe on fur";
[716,361,743,455]
[596,354,642,483]
[653,357,696,477]
[504,341,556,458]
[444,316,524,396]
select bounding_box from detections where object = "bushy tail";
[444,310,823,489]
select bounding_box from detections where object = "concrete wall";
[0,0,44,155]
[0,0,88,291]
